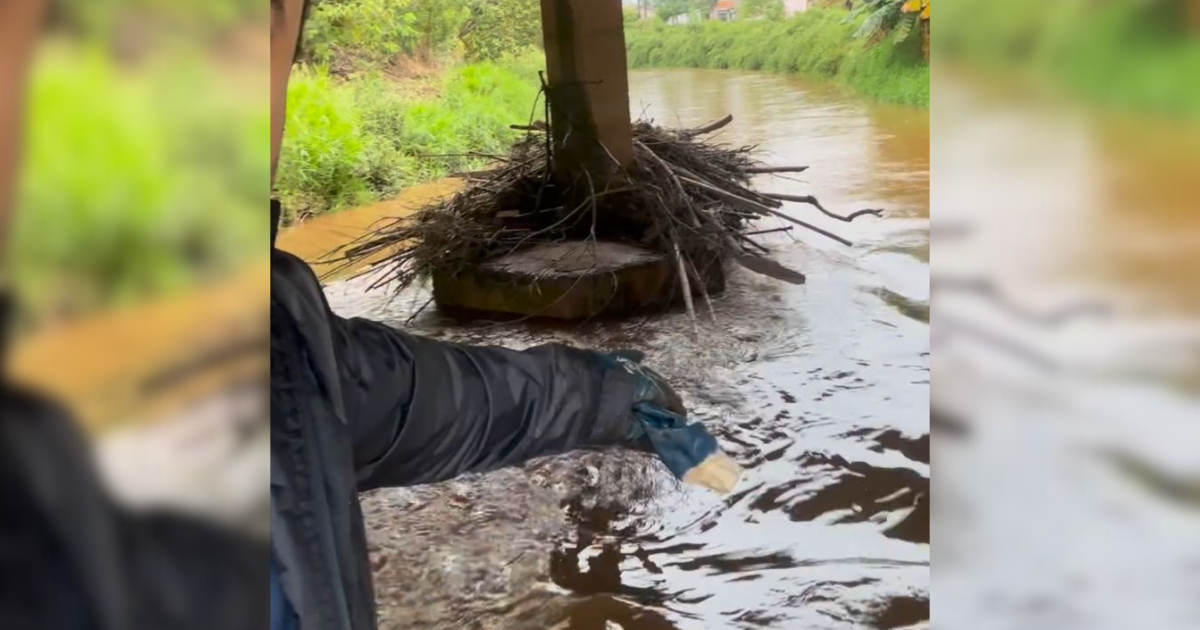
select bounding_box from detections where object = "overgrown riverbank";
[625,9,929,108]
[274,56,541,224]
[273,0,546,223]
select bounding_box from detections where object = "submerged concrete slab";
[432,241,722,320]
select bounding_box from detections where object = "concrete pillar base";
[432,241,724,320]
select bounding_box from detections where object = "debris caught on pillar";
[327,114,882,319]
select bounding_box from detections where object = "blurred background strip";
[8,0,268,432]
[933,1,1200,628]
[5,0,270,537]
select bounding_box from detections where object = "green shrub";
[741,0,785,22]
[625,8,929,107]
[398,62,539,177]
[274,56,541,222]
[274,67,374,221]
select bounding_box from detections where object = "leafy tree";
[893,0,928,44]
[458,0,543,61]
[635,0,654,20]
[653,0,712,22]
[740,0,784,21]
[848,0,924,45]
[409,0,470,61]
[303,0,420,66]
[305,0,542,65]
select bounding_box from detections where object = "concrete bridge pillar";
[539,0,633,182]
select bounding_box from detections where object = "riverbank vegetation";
[278,0,938,222]
[625,6,929,107]
[273,0,544,223]
[300,0,542,69]
[276,57,539,223]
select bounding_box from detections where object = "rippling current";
[323,69,931,629]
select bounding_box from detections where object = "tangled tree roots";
[328,114,881,317]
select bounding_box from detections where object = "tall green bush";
[653,0,712,23]
[274,67,375,221]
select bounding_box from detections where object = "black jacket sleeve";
[270,245,640,492]
[331,315,640,491]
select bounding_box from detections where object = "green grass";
[625,8,929,108]
[274,55,542,223]
[14,45,266,320]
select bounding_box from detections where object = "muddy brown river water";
[312,68,931,629]
[283,69,1198,630]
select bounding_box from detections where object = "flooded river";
[316,68,931,629]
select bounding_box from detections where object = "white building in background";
[669,0,813,24]
[783,0,812,17]
[710,0,812,22]
[710,0,737,21]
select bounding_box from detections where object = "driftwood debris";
[329,114,880,308]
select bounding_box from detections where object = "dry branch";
[674,242,698,330]
[765,193,884,223]
[745,165,810,174]
[686,114,734,137]
[760,208,854,247]
[734,252,807,285]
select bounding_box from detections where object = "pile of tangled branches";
[330,114,880,316]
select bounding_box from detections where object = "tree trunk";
[921,18,929,61]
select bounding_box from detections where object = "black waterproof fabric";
[0,430,95,630]
[270,222,642,630]
[0,386,267,630]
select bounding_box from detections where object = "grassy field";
[625,8,929,108]
[274,54,542,223]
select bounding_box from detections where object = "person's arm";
[271,246,644,491]
[334,314,641,491]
